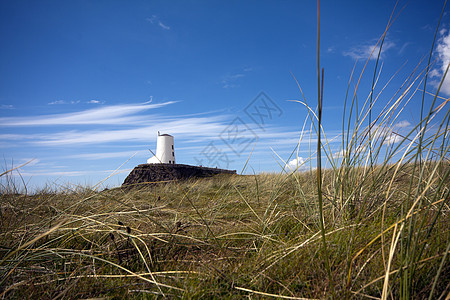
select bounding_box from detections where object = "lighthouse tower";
[147,132,175,164]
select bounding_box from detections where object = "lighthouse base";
[122,163,236,188]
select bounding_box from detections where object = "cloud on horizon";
[287,156,306,171]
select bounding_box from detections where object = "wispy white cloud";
[221,68,252,89]
[0,114,229,146]
[372,120,411,145]
[0,104,14,109]
[393,120,411,129]
[158,21,170,30]
[14,169,118,177]
[146,15,170,30]
[146,15,156,23]
[0,101,176,126]
[421,24,433,31]
[398,42,411,55]
[0,133,33,140]
[86,99,104,104]
[48,100,81,105]
[431,28,450,96]
[0,99,309,158]
[222,74,244,89]
[31,116,227,146]
[382,133,404,145]
[343,40,395,61]
[21,158,41,167]
[67,150,147,160]
[15,170,88,177]
[48,100,66,105]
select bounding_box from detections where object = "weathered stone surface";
[122,163,236,188]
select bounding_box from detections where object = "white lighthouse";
[147,132,176,164]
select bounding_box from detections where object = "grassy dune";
[0,159,448,298]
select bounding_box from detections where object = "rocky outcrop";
[122,163,236,188]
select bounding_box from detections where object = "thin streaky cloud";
[421,24,433,31]
[0,116,309,150]
[0,133,33,140]
[68,150,147,160]
[176,108,230,118]
[27,116,228,146]
[343,40,395,61]
[0,101,176,126]
[14,169,124,177]
[146,15,170,30]
[158,21,170,30]
[48,100,81,105]
[222,72,246,89]
[394,120,411,129]
[398,42,411,55]
[16,170,88,177]
[48,100,66,105]
[145,15,157,23]
[229,74,244,79]
[87,100,104,104]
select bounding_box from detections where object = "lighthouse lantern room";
[147,132,175,164]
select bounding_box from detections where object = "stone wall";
[122,163,236,188]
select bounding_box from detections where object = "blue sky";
[1,0,449,191]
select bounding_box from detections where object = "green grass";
[1,2,450,298]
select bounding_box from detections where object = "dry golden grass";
[1,164,448,298]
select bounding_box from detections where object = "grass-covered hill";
[1,160,448,298]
